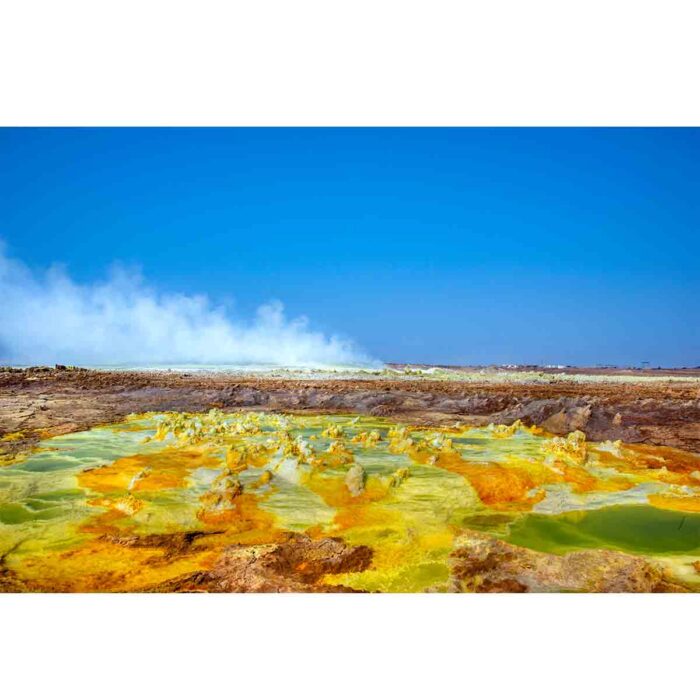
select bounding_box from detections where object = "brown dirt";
[1,367,699,461]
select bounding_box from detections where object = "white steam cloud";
[0,243,374,368]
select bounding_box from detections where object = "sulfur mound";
[541,429,588,464]
[345,464,366,496]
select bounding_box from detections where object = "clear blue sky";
[1,127,698,367]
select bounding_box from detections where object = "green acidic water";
[505,505,700,556]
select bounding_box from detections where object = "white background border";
[3,593,698,698]
[1,0,699,125]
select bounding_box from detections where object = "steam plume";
[0,243,373,368]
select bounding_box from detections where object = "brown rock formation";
[143,534,373,592]
[448,532,688,593]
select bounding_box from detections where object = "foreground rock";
[143,534,373,592]
[448,532,688,592]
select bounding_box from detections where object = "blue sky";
[0,127,698,367]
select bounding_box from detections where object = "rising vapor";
[0,243,373,367]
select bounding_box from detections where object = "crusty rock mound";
[448,532,688,593]
[144,533,373,592]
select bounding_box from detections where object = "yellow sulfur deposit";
[542,430,588,464]
[2,411,700,592]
